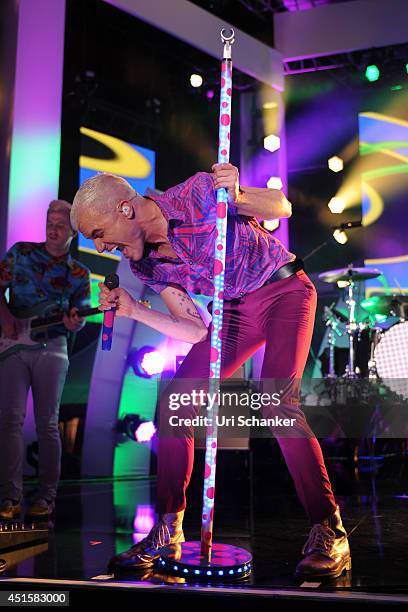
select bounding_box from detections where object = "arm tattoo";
[186,308,202,320]
[168,287,202,322]
[171,289,187,306]
[171,289,186,298]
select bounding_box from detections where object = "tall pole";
[200,28,235,560]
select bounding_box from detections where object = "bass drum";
[374,321,408,399]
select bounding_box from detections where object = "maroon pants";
[157,270,337,524]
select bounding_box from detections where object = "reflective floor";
[1,440,408,600]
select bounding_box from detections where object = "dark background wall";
[59,0,242,206]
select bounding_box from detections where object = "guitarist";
[0,200,91,519]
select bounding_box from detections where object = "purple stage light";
[206,89,215,100]
[133,505,156,536]
[7,0,66,248]
[283,0,327,10]
[118,414,157,444]
[128,346,165,378]
[135,420,157,443]
[140,350,165,376]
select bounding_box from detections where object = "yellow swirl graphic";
[80,127,151,178]
[360,112,408,129]
[361,181,384,227]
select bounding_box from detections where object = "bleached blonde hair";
[70,173,139,231]
[47,200,73,226]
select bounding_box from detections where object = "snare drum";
[374,320,408,399]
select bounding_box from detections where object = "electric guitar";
[0,299,151,361]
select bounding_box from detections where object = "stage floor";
[1,442,408,605]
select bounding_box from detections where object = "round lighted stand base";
[157,541,252,582]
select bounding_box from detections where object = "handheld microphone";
[101,273,119,351]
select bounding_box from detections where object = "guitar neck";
[31,307,100,330]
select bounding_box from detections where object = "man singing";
[0,200,91,519]
[71,164,351,578]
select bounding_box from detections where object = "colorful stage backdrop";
[359,109,408,297]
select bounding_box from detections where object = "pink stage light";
[128,346,166,378]
[135,420,157,443]
[140,349,165,376]
[118,414,157,443]
[133,504,156,535]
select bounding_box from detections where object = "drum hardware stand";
[367,331,379,380]
[328,328,336,378]
[344,272,360,379]
[319,263,382,381]
[322,304,344,379]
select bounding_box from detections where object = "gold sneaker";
[108,511,185,573]
[0,499,21,520]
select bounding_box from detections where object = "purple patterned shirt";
[130,172,294,299]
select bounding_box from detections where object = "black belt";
[262,258,305,286]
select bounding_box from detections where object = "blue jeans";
[0,336,69,502]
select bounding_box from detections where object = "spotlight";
[328,197,345,214]
[333,229,348,244]
[117,414,157,443]
[206,89,215,100]
[128,346,165,378]
[365,65,380,82]
[141,351,165,376]
[328,156,344,173]
[190,74,203,88]
[266,176,283,190]
[263,134,280,153]
[136,421,157,443]
[406,63,408,75]
[263,219,280,232]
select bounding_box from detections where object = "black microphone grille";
[104,273,120,290]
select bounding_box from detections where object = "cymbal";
[318,267,382,283]
[360,295,408,316]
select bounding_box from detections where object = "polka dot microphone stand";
[200,28,235,560]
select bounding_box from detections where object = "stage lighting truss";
[282,42,408,87]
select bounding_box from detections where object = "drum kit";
[319,265,408,400]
